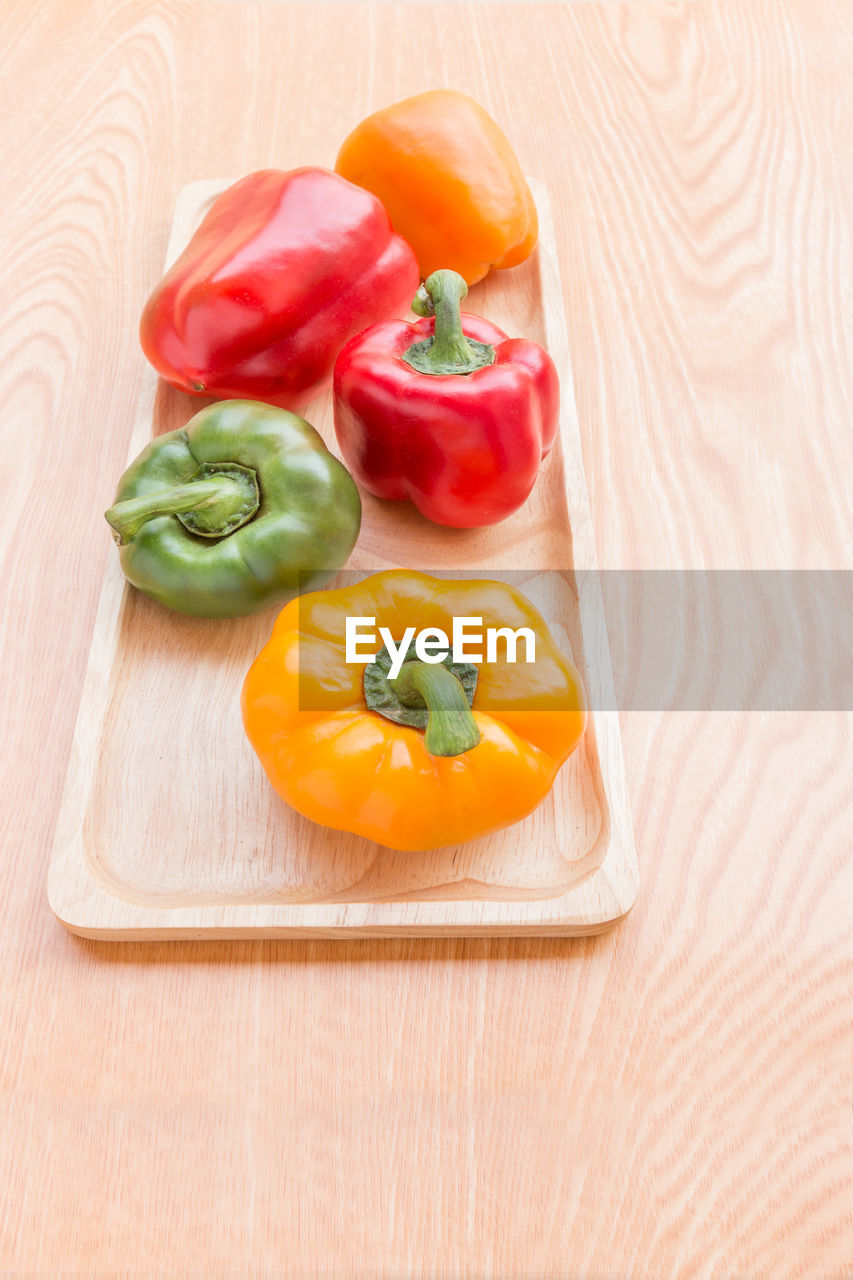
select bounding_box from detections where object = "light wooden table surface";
[2,1,850,1275]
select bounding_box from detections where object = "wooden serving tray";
[48,178,638,939]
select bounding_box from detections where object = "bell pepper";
[335,90,538,285]
[241,570,587,852]
[333,268,559,528]
[104,400,361,618]
[139,167,420,411]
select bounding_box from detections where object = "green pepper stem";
[390,660,481,757]
[105,474,252,545]
[403,269,495,376]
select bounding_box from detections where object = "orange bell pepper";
[335,90,538,286]
[241,570,586,852]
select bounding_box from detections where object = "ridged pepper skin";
[241,570,587,852]
[333,270,559,528]
[104,401,361,618]
[335,90,538,285]
[139,168,420,411]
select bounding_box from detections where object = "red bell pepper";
[333,269,559,527]
[140,168,419,411]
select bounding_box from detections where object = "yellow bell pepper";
[335,90,538,286]
[241,570,586,852]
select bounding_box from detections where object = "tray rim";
[47,176,639,940]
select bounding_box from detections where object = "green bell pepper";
[104,400,362,617]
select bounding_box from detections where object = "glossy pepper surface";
[333,269,559,528]
[105,401,361,618]
[139,168,419,411]
[335,90,537,285]
[241,570,587,852]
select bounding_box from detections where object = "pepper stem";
[105,463,259,544]
[402,269,495,376]
[390,660,481,757]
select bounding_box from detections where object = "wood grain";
[0,0,851,1274]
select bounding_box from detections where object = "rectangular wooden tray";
[48,177,639,938]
